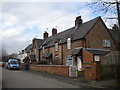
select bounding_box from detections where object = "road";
[2,67,79,88]
[0,67,2,89]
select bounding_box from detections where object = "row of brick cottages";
[18,16,118,77]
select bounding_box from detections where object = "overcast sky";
[0,0,117,54]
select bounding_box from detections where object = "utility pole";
[116,0,120,28]
[116,0,120,88]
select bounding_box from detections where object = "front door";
[55,56,58,65]
[77,56,82,71]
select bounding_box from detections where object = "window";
[66,56,73,66]
[30,50,31,55]
[55,43,58,51]
[103,40,111,47]
[67,38,71,50]
[107,40,111,47]
[94,56,100,61]
[42,46,44,53]
[35,48,36,54]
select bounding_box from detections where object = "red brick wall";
[29,65,69,77]
[85,18,116,50]
[40,40,84,65]
[82,49,101,80]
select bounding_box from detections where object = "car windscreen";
[10,61,18,64]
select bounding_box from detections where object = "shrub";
[36,60,48,65]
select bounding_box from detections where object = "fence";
[101,51,120,80]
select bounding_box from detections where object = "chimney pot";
[75,16,83,27]
[43,31,48,39]
[52,28,57,36]
[112,24,119,30]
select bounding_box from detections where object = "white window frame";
[55,43,58,51]
[66,56,73,66]
[30,50,31,55]
[35,48,36,54]
[42,46,44,53]
[103,40,111,47]
[103,40,107,47]
[107,40,111,47]
[67,38,71,50]
[94,55,100,61]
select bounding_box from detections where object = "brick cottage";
[19,16,117,80]
[39,16,116,66]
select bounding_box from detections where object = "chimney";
[43,31,48,39]
[75,16,83,27]
[52,28,57,36]
[112,24,119,30]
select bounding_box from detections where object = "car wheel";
[9,67,11,70]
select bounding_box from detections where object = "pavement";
[26,69,118,89]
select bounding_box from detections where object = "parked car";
[0,62,6,67]
[7,59,20,70]
[5,62,9,69]
[0,62,3,66]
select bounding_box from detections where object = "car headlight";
[10,65,13,67]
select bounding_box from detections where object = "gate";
[101,51,120,80]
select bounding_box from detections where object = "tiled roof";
[84,48,110,55]
[41,16,100,48]
[71,48,82,56]
[32,38,44,48]
[43,53,52,58]
[25,44,32,53]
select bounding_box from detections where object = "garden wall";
[29,65,69,77]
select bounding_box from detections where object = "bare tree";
[2,48,8,57]
[87,0,120,28]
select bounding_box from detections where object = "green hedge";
[36,60,48,65]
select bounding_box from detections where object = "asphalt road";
[0,67,2,89]
[2,67,79,88]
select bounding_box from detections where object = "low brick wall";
[84,62,101,80]
[19,63,25,70]
[29,65,69,77]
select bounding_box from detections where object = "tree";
[87,0,120,28]
[9,53,18,59]
[0,48,9,62]
[1,48,8,57]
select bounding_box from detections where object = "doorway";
[77,56,82,71]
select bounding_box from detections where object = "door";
[77,56,82,71]
[55,56,58,65]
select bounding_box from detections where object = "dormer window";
[67,38,71,50]
[55,43,58,51]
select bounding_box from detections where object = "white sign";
[94,56,100,61]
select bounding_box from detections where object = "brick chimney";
[43,31,48,39]
[112,24,119,30]
[52,28,57,36]
[75,16,83,27]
